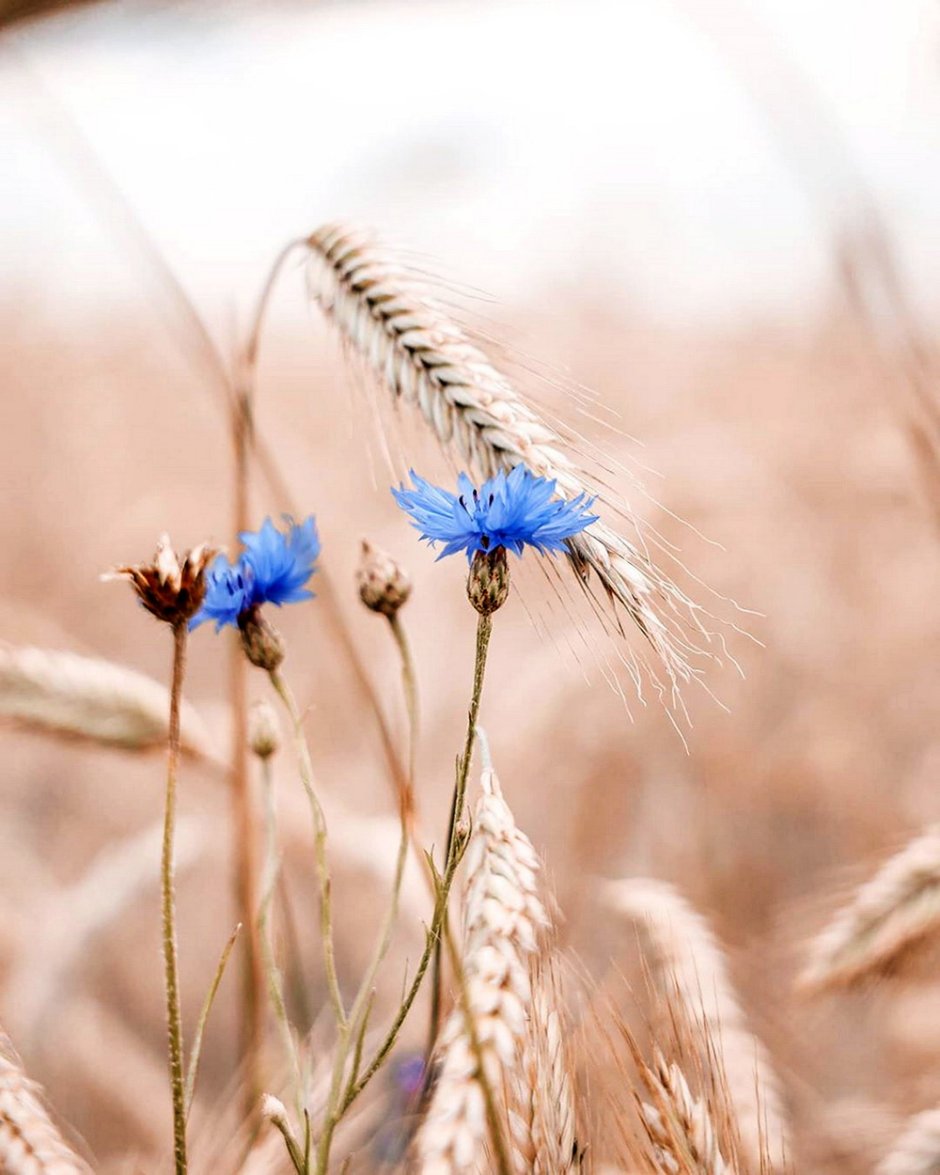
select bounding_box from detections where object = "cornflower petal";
[392,467,599,563]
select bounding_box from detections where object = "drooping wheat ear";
[415,766,549,1173]
[877,1108,940,1175]
[799,824,940,992]
[305,222,698,686]
[0,1029,90,1174]
[638,1051,733,1175]
[509,956,579,1174]
[601,878,788,1171]
[0,645,215,760]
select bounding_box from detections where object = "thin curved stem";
[315,612,420,1169]
[268,670,347,1034]
[340,611,493,1117]
[428,612,492,1055]
[258,755,305,1116]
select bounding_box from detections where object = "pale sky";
[0,0,936,329]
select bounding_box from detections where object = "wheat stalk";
[0,1029,90,1174]
[415,766,549,1173]
[877,1108,940,1175]
[0,644,215,760]
[601,878,788,1171]
[799,824,940,992]
[305,222,703,689]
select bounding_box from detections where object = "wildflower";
[108,535,217,626]
[356,540,411,617]
[191,516,319,633]
[391,466,598,562]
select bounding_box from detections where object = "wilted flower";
[191,516,319,633]
[391,466,598,562]
[108,535,217,626]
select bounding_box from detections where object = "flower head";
[356,540,412,618]
[391,466,598,563]
[191,516,319,632]
[108,535,217,625]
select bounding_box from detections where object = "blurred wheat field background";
[3,1,940,1173]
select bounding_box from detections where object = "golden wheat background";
[3,1,940,1172]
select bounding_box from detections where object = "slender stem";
[340,611,494,1116]
[442,923,512,1175]
[231,382,265,1116]
[258,756,305,1115]
[268,670,347,1033]
[315,612,420,1171]
[428,612,492,1055]
[162,621,189,1175]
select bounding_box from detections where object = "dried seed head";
[356,540,411,617]
[248,700,281,759]
[109,535,217,626]
[238,608,285,671]
[260,1094,290,1128]
[467,548,510,615]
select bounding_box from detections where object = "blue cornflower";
[391,466,598,562]
[190,516,320,632]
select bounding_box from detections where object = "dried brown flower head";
[109,535,217,626]
[356,540,412,618]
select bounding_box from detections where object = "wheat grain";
[415,766,549,1173]
[877,1108,940,1175]
[0,644,215,759]
[0,1029,90,1174]
[305,222,701,687]
[601,878,788,1170]
[799,824,940,992]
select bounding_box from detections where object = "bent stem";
[163,621,189,1174]
[428,611,492,1058]
[268,669,346,1035]
[338,611,494,1118]
[314,612,420,1171]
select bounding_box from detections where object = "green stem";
[163,621,189,1174]
[340,611,493,1116]
[315,612,420,1172]
[428,612,492,1056]
[268,670,346,1035]
[442,923,512,1175]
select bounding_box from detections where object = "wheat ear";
[415,766,549,1173]
[877,1108,940,1175]
[639,1051,733,1175]
[601,878,788,1171]
[509,956,579,1174]
[305,222,699,686]
[799,824,940,992]
[0,1030,90,1174]
[0,645,215,760]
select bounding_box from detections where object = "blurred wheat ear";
[0,1028,90,1174]
[877,1107,940,1175]
[305,222,705,690]
[601,877,789,1171]
[799,824,940,993]
[0,645,217,761]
